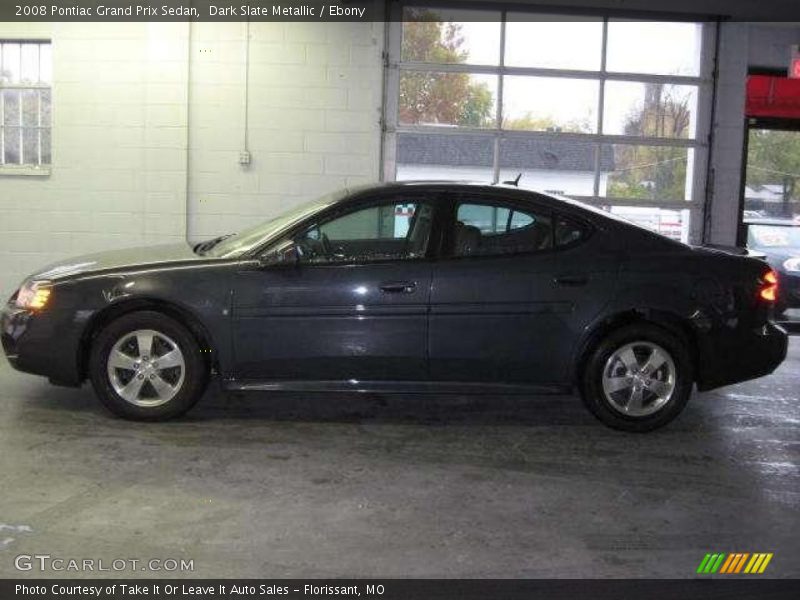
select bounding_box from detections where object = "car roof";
[343,180,685,240]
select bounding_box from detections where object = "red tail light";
[759,269,779,302]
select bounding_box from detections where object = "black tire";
[579,323,693,432]
[89,311,208,420]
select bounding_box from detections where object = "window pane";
[606,21,702,76]
[41,127,51,164]
[4,126,20,164]
[606,205,690,242]
[401,7,501,66]
[604,145,692,202]
[499,138,602,197]
[744,128,800,219]
[458,204,510,234]
[505,15,603,71]
[23,126,38,164]
[39,44,52,83]
[454,202,552,256]
[320,205,398,240]
[20,43,39,83]
[3,89,20,126]
[399,71,497,127]
[503,76,599,133]
[396,132,495,183]
[41,89,51,125]
[2,43,20,83]
[299,202,433,263]
[22,89,39,127]
[510,211,534,229]
[603,81,698,139]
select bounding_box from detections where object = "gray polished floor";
[1,340,798,578]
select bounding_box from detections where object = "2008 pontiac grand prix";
[1,182,788,431]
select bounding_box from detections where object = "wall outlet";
[239,151,251,166]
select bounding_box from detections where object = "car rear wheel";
[89,311,208,420]
[580,324,693,432]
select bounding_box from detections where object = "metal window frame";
[0,40,52,169]
[381,3,718,244]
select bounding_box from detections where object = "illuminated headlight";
[15,280,52,310]
[783,257,800,272]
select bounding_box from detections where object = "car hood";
[28,242,207,281]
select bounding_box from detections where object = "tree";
[746,129,800,217]
[399,10,494,127]
[608,83,690,200]
[503,113,592,133]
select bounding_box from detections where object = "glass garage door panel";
[603,144,693,202]
[401,7,501,66]
[498,137,599,197]
[607,205,690,243]
[395,132,495,183]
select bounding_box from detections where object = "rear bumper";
[1,303,83,386]
[696,320,788,391]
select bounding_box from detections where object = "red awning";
[746,74,800,120]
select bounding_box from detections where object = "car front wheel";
[580,324,693,432]
[89,311,208,420]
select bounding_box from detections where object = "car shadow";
[11,377,610,429]
[8,376,724,434]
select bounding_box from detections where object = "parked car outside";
[2,183,788,431]
[744,218,800,315]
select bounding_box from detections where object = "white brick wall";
[187,20,384,241]
[0,22,190,297]
[0,19,384,297]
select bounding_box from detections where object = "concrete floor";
[0,341,798,579]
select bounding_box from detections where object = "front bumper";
[696,320,789,391]
[1,303,83,386]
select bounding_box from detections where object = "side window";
[295,201,433,264]
[454,202,552,257]
[554,215,590,248]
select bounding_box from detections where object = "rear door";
[429,192,619,385]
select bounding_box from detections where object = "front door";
[231,195,436,382]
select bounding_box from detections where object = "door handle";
[554,275,588,287]
[380,281,416,294]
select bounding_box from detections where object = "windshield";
[748,224,800,250]
[202,189,348,258]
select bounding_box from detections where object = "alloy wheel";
[601,341,677,417]
[106,329,186,407]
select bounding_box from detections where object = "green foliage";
[608,84,690,201]
[608,145,687,201]
[503,112,591,133]
[399,10,494,127]
[746,129,800,209]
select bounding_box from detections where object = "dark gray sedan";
[1,183,788,431]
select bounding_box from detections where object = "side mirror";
[259,243,304,268]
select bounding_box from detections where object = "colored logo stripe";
[697,553,726,573]
[697,553,773,574]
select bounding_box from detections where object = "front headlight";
[15,280,52,310]
[783,258,800,272]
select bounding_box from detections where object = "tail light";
[758,269,779,302]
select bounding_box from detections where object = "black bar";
[2,579,799,600]
[3,0,800,22]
